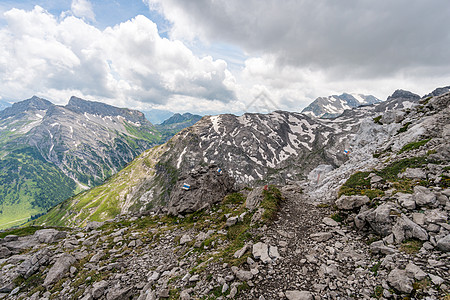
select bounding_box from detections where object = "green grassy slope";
[0,147,77,229]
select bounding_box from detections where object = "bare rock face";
[167,165,235,215]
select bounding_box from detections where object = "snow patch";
[177,147,187,169]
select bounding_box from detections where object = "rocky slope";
[0,96,198,229]
[302,92,381,118]
[1,86,449,299]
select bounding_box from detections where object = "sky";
[0,0,449,115]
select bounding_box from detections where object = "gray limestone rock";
[246,186,265,210]
[370,240,397,255]
[436,235,450,252]
[285,290,314,300]
[387,268,413,293]
[365,203,396,237]
[167,165,235,215]
[405,263,427,280]
[335,195,370,210]
[231,266,253,281]
[395,193,416,210]
[310,232,332,242]
[392,214,428,243]
[414,185,437,207]
[92,280,109,299]
[43,253,76,287]
[253,242,271,263]
[399,168,427,180]
[180,234,192,245]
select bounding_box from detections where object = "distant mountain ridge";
[302,93,381,118]
[0,99,12,112]
[0,96,201,229]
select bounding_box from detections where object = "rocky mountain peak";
[0,96,53,118]
[66,96,149,125]
[387,89,420,101]
[424,85,450,98]
[302,93,381,118]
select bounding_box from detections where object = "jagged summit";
[386,89,420,101]
[302,93,381,118]
[66,96,149,124]
[424,85,450,98]
[0,96,53,118]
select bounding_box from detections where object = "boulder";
[436,235,450,252]
[310,232,332,242]
[231,266,253,281]
[0,246,12,259]
[424,209,447,224]
[405,263,427,280]
[34,229,66,244]
[365,203,396,237]
[85,221,104,231]
[335,195,370,210]
[92,280,109,299]
[387,268,413,293]
[43,253,76,287]
[245,186,265,210]
[322,217,339,227]
[399,168,427,180]
[392,214,428,243]
[370,240,397,255]
[395,193,416,210]
[268,246,281,260]
[413,186,437,207]
[225,216,238,227]
[167,165,235,215]
[252,242,271,263]
[233,243,250,259]
[179,234,192,245]
[106,287,132,300]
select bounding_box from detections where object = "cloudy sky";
[1,0,449,114]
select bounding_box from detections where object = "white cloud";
[71,0,95,22]
[146,0,450,109]
[0,6,236,112]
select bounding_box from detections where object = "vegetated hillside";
[0,96,198,229]
[302,92,381,118]
[155,113,202,141]
[32,88,426,228]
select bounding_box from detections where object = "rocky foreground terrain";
[1,89,449,299]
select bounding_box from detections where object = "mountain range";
[302,93,381,118]
[32,88,432,227]
[0,97,201,229]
